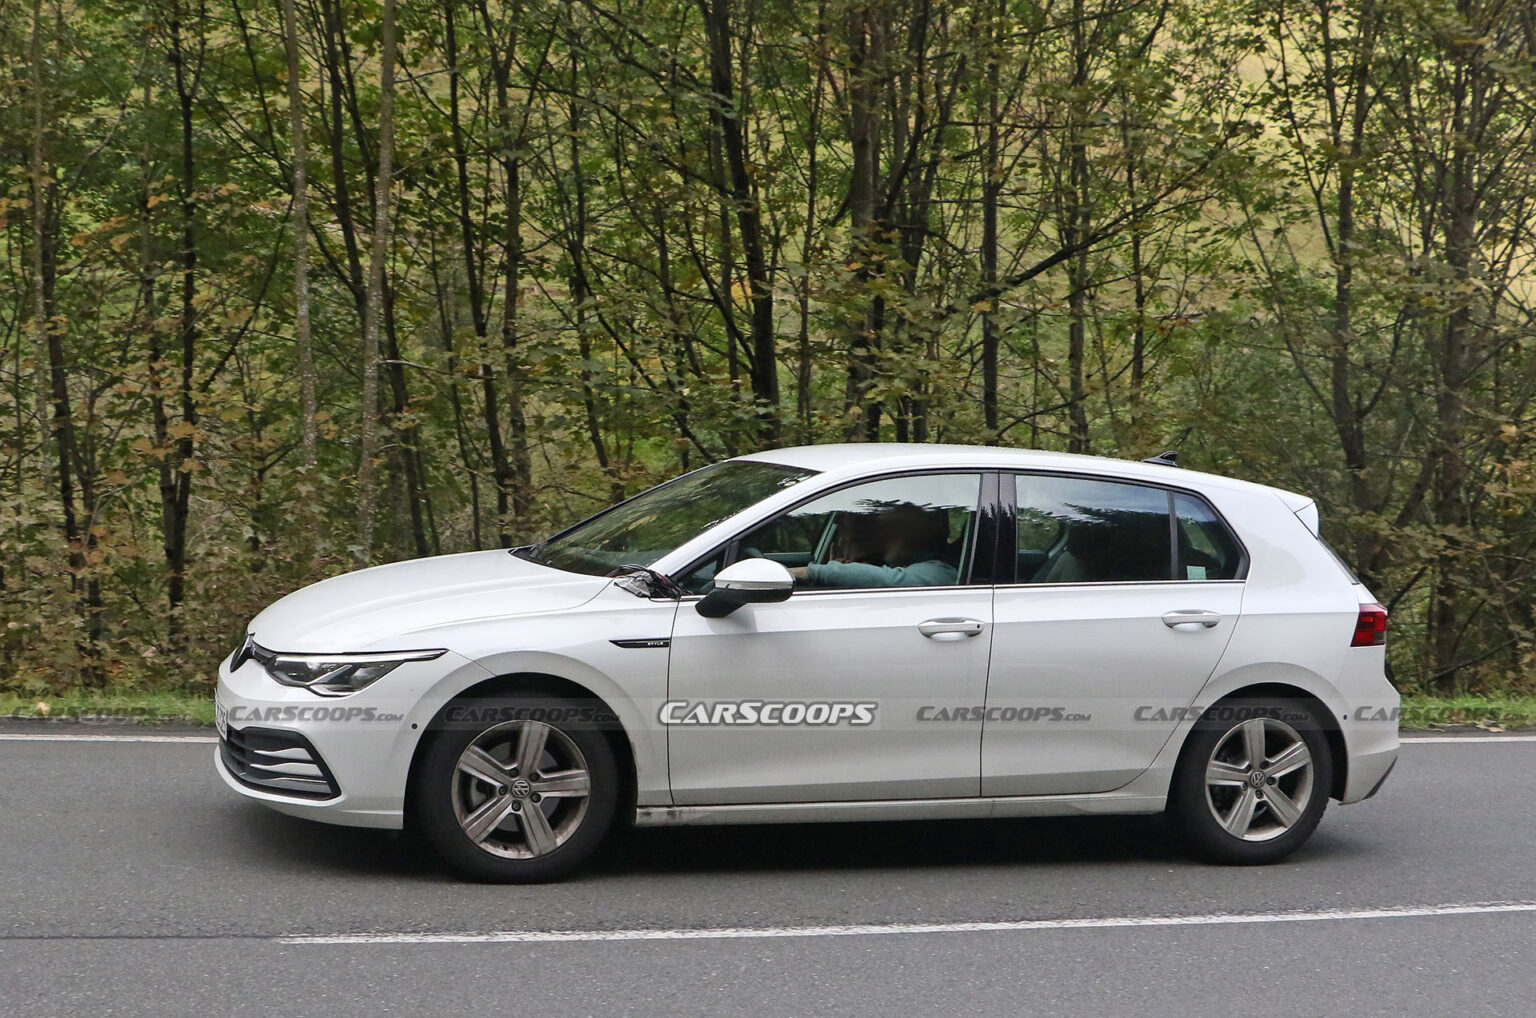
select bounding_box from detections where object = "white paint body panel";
[668,586,992,803]
[984,581,1243,795]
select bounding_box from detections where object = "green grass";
[5,690,1535,730]
[0,691,215,726]
[1397,694,1536,731]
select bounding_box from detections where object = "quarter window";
[1174,493,1244,580]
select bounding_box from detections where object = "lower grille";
[221,726,340,800]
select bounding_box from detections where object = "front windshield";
[526,460,816,576]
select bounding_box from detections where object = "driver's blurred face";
[875,509,924,565]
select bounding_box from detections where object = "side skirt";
[634,793,1166,827]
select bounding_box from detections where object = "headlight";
[239,641,446,697]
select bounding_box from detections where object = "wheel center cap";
[1247,771,1267,789]
[510,777,532,799]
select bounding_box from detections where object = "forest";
[1,0,1533,698]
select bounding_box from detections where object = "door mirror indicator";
[696,558,795,618]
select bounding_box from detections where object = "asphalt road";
[0,729,1532,1017]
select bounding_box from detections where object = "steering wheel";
[739,546,765,560]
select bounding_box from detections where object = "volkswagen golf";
[215,444,1399,881]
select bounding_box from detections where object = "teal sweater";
[805,556,957,589]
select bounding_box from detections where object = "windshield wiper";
[610,564,683,600]
[510,541,548,564]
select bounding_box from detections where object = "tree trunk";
[28,0,52,488]
[356,0,396,564]
[166,5,200,632]
[844,4,882,441]
[980,3,1001,442]
[282,0,318,468]
[700,0,779,446]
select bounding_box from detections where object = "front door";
[666,472,994,805]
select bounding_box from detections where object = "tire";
[1168,697,1334,865]
[411,693,619,883]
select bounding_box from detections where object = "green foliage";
[1,0,1534,695]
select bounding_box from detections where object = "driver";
[789,503,956,588]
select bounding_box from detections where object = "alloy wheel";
[451,720,592,859]
[1203,716,1315,842]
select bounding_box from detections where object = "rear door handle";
[918,618,985,640]
[1162,610,1223,630]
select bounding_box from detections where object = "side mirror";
[695,558,795,618]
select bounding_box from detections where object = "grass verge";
[1397,694,1536,731]
[0,691,215,726]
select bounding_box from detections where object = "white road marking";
[284,901,1536,945]
[0,732,216,743]
[1400,734,1536,743]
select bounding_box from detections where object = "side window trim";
[1166,489,1179,581]
[673,468,993,594]
[968,471,1005,586]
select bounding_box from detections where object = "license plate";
[215,698,229,738]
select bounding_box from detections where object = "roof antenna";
[1141,450,1179,467]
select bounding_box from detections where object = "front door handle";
[918,618,985,640]
[1162,610,1223,630]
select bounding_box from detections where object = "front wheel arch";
[404,672,637,833]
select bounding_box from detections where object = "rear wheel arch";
[1182,682,1347,801]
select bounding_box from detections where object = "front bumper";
[214,646,492,829]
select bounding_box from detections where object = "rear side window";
[1015,475,1172,583]
[1012,476,1246,584]
[1173,493,1244,580]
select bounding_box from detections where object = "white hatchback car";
[216,444,1399,881]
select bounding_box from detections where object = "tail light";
[1351,603,1388,647]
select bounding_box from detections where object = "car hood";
[248,550,612,651]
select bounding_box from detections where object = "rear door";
[983,474,1245,795]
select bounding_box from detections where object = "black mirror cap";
[694,583,793,618]
[695,590,742,618]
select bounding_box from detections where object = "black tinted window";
[1015,475,1172,583]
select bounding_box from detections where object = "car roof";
[738,443,1314,514]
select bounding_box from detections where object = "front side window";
[528,460,815,577]
[681,472,984,593]
[1015,474,1172,583]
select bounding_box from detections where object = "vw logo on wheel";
[1247,771,1267,788]
[510,777,532,799]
